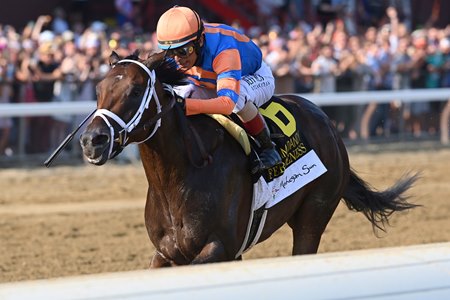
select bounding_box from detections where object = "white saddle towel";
[254,150,327,210]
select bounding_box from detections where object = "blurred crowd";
[0,7,156,156]
[0,1,450,157]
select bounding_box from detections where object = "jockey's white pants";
[173,61,275,113]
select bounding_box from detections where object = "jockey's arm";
[185,95,235,116]
[185,77,240,116]
[185,49,242,116]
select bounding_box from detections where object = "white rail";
[0,88,449,146]
[0,101,96,117]
[1,88,449,117]
[0,242,449,300]
[290,88,450,106]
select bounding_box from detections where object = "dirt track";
[1,148,449,282]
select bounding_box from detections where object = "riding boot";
[238,102,281,170]
[252,121,282,169]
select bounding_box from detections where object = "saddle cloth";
[237,96,327,257]
[208,96,328,258]
[207,112,326,209]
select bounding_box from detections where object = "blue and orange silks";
[185,23,263,116]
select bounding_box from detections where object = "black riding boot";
[253,125,282,169]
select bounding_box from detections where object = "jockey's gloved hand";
[175,95,186,113]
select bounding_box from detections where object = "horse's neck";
[138,108,186,187]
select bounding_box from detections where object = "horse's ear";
[109,51,120,66]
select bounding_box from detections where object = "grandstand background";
[1,0,450,32]
[0,0,449,160]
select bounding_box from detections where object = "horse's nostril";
[92,134,109,146]
[80,132,109,147]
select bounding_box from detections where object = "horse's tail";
[342,169,420,232]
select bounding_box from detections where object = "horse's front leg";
[149,250,172,268]
[191,234,229,264]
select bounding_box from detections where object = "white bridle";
[93,59,162,159]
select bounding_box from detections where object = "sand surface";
[1,148,449,282]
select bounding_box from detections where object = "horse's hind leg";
[287,193,341,255]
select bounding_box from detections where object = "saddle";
[207,114,251,155]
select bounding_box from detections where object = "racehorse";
[79,51,418,267]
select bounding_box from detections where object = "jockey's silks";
[185,23,263,116]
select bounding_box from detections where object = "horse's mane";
[143,52,189,87]
[112,51,189,87]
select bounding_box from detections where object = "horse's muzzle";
[79,129,111,165]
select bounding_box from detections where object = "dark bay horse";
[80,51,418,267]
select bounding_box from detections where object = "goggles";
[167,44,195,58]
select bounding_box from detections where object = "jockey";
[156,6,281,170]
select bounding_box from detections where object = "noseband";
[93,59,162,159]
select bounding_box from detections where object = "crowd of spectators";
[0,2,449,158]
[0,7,156,156]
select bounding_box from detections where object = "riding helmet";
[156,6,203,50]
